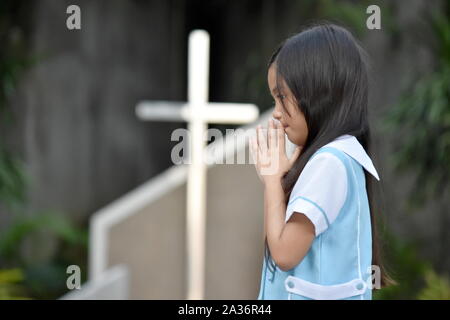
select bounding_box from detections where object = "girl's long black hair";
[264,22,394,287]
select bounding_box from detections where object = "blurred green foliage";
[373,232,450,300]
[0,268,29,299]
[417,269,450,300]
[0,1,32,209]
[0,1,88,299]
[0,210,88,300]
[0,147,26,211]
[380,8,450,300]
[0,213,88,264]
[385,10,450,207]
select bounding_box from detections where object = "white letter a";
[366,5,381,30]
[66,5,81,30]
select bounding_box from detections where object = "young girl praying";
[250,23,393,300]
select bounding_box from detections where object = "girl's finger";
[276,121,286,156]
[268,119,277,151]
[250,136,263,180]
[250,135,259,164]
[257,125,268,153]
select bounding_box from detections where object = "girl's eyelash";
[271,95,286,106]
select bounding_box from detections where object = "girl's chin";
[285,132,302,146]
[285,133,296,144]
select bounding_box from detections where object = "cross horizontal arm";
[200,103,259,124]
[136,101,259,124]
[136,101,186,122]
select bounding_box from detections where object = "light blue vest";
[257,146,373,300]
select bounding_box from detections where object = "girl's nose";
[272,109,282,121]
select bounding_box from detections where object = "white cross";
[136,30,259,300]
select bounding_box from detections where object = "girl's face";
[268,64,308,147]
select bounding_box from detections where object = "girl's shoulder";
[308,135,380,181]
[286,146,349,235]
[311,145,350,166]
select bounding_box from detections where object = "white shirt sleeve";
[285,152,348,237]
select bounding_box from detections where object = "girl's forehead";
[268,66,287,91]
[267,67,276,87]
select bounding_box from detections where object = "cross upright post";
[136,30,259,299]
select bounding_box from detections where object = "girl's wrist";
[263,175,283,189]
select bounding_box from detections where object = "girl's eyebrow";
[271,88,287,97]
[271,86,282,94]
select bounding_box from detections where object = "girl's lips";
[272,118,288,130]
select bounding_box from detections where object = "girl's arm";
[251,119,315,271]
[264,179,315,271]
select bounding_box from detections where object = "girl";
[250,23,393,300]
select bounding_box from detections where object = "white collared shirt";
[285,134,380,236]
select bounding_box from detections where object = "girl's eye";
[277,94,286,100]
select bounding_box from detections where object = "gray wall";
[10,0,186,223]
[108,160,264,299]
